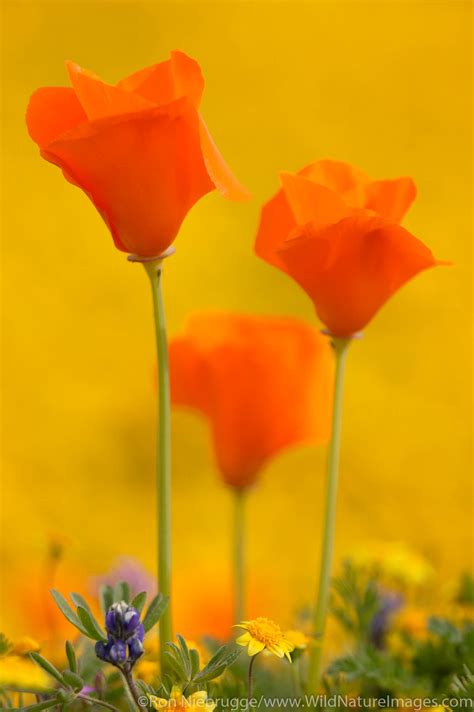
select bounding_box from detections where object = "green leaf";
[77,606,107,641]
[190,648,200,678]
[163,651,186,680]
[176,635,192,679]
[65,641,77,673]
[71,593,106,637]
[99,584,114,614]
[70,592,93,614]
[0,632,12,656]
[193,647,241,684]
[23,700,60,711]
[114,581,130,603]
[50,589,88,636]
[142,594,169,633]
[131,591,147,614]
[30,653,66,686]
[62,669,84,692]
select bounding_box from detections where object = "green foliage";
[0,633,12,657]
[455,572,474,607]
[450,665,474,698]
[162,635,241,691]
[412,617,474,692]
[330,561,381,643]
[142,593,169,633]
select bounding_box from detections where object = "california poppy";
[26,51,249,257]
[255,159,445,337]
[169,312,333,490]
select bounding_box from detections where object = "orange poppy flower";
[169,312,334,489]
[255,160,447,337]
[26,51,249,257]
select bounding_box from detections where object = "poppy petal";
[41,98,214,256]
[254,189,296,269]
[279,216,444,337]
[365,177,417,222]
[169,339,211,415]
[299,159,368,207]
[66,61,155,120]
[198,117,251,200]
[118,50,205,109]
[170,313,333,489]
[26,87,87,148]
[279,171,357,226]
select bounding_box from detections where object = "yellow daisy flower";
[149,686,216,712]
[236,618,295,661]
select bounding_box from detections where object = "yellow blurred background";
[1,0,472,646]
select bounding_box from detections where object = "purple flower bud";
[128,635,144,662]
[95,640,110,663]
[105,602,142,640]
[109,641,127,663]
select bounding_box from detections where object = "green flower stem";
[119,666,141,710]
[291,659,303,697]
[247,654,258,703]
[307,336,350,692]
[233,488,246,622]
[143,256,173,665]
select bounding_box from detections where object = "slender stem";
[233,488,246,622]
[307,337,350,692]
[78,695,120,711]
[119,667,141,711]
[247,654,257,703]
[291,659,303,697]
[143,260,173,665]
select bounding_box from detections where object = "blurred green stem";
[307,336,350,692]
[233,488,246,622]
[143,256,173,666]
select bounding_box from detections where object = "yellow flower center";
[246,617,283,646]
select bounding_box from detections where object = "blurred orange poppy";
[169,312,334,489]
[255,160,446,337]
[26,51,249,257]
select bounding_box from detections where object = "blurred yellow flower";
[349,541,434,588]
[135,658,159,684]
[10,637,41,656]
[149,686,216,712]
[0,637,49,691]
[284,629,310,651]
[236,618,295,660]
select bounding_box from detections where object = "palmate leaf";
[176,635,192,679]
[23,700,59,711]
[193,646,241,684]
[132,591,147,614]
[190,648,200,678]
[65,640,77,673]
[99,584,114,614]
[76,605,106,641]
[114,581,130,603]
[50,589,89,637]
[163,650,187,680]
[30,653,66,686]
[142,593,169,633]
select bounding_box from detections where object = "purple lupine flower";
[105,602,142,640]
[370,591,403,648]
[95,601,144,668]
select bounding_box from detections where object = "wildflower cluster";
[95,601,145,666]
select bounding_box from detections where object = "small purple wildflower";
[95,601,144,667]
